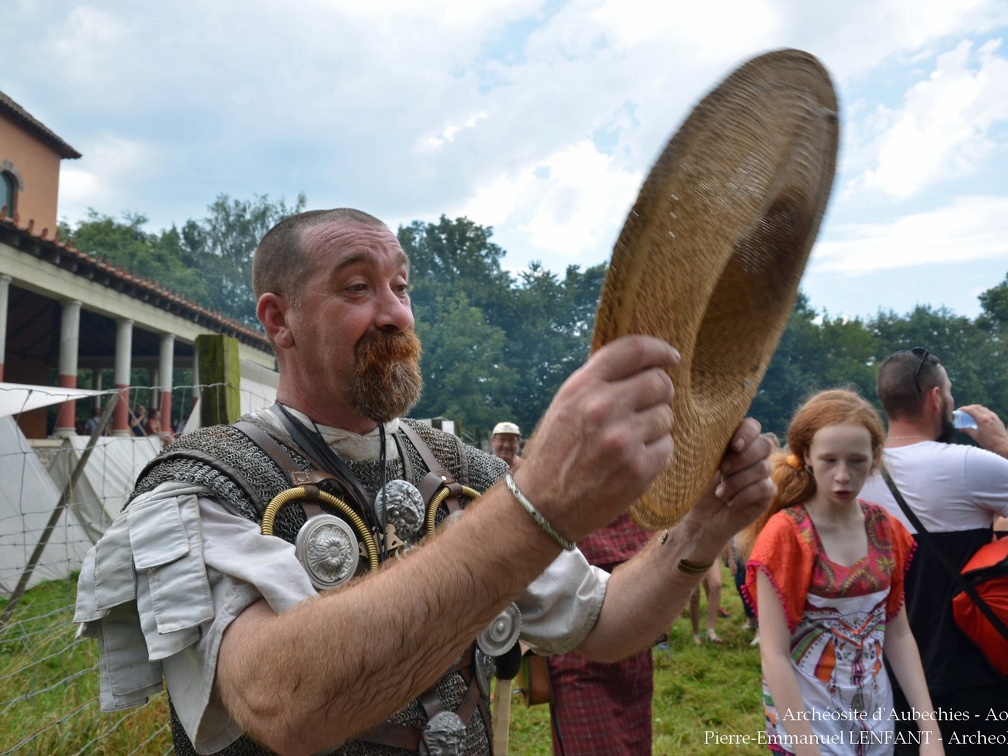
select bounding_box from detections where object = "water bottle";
[953,409,978,430]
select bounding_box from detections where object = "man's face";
[285,222,421,426]
[491,433,520,465]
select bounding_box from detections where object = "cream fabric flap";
[129,492,215,654]
[90,514,138,612]
[96,602,164,711]
[128,493,191,569]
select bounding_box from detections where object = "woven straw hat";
[591,49,839,529]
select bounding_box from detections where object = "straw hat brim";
[591,49,839,529]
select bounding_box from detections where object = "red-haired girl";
[742,390,942,755]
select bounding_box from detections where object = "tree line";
[60,195,1008,445]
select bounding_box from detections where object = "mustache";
[354,329,423,366]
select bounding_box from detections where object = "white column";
[112,319,134,436]
[53,299,82,437]
[158,333,175,432]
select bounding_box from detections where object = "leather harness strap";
[398,421,467,515]
[235,417,491,753]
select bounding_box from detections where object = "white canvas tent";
[46,433,163,544]
[0,383,158,598]
[0,368,278,600]
[0,381,109,418]
[0,415,93,597]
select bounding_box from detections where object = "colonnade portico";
[1,217,277,442]
[48,305,183,438]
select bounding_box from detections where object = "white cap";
[492,421,521,436]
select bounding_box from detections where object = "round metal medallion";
[375,479,426,541]
[294,514,360,591]
[477,602,522,657]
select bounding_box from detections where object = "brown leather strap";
[356,644,481,752]
[235,420,333,488]
[398,421,467,519]
[397,421,443,475]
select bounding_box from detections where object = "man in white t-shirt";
[860,347,1008,753]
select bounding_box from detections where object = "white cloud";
[5,0,1008,319]
[457,139,641,266]
[846,39,1008,200]
[810,195,1008,274]
[59,136,159,219]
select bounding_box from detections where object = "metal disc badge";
[294,515,361,591]
[477,602,522,657]
[375,479,425,541]
[420,710,466,756]
[474,649,496,698]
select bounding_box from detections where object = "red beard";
[349,330,424,423]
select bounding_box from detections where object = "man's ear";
[927,385,943,413]
[258,293,294,348]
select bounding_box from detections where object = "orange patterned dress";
[744,502,915,755]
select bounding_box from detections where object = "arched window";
[0,171,15,219]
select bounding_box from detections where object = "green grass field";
[1,566,763,754]
[506,567,766,755]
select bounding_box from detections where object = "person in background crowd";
[129,405,147,437]
[860,348,1008,754]
[729,535,759,645]
[744,388,942,755]
[688,561,725,644]
[145,411,174,444]
[83,406,102,436]
[546,512,654,755]
[490,421,524,471]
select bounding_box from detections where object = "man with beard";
[860,348,1008,754]
[75,208,776,756]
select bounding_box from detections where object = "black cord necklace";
[272,402,383,541]
[377,423,389,561]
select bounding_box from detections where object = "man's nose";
[375,286,414,331]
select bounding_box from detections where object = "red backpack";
[952,537,1008,677]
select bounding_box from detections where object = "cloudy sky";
[6,0,1008,321]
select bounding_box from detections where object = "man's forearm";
[575,523,722,661]
[217,484,561,755]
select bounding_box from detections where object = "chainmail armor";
[128,414,506,756]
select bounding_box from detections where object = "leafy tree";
[976,273,1008,413]
[398,216,514,325]
[749,293,828,439]
[410,292,517,439]
[182,193,307,326]
[59,210,210,303]
[502,262,606,435]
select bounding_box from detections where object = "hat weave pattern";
[591,49,839,529]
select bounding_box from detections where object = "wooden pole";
[492,678,512,755]
[196,334,242,426]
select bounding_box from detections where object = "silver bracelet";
[504,472,575,551]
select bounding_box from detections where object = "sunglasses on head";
[911,347,930,394]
